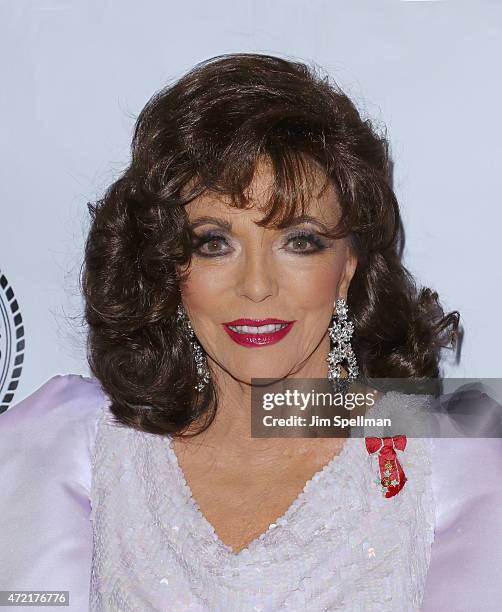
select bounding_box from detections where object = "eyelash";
[192,230,328,257]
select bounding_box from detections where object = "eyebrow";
[188,214,329,232]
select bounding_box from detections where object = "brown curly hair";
[80,52,461,438]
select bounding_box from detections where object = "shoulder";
[430,435,502,520]
[427,390,502,524]
[1,374,108,455]
[0,371,111,498]
[1,373,108,427]
[0,373,111,496]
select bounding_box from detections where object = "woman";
[1,53,501,611]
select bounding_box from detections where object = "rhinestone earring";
[176,303,211,392]
[326,297,359,394]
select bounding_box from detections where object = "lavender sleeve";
[422,426,502,609]
[0,375,106,612]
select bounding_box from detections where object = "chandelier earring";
[326,297,359,395]
[175,303,211,392]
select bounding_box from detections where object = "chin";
[233,369,290,384]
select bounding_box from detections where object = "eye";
[285,231,328,255]
[191,229,329,258]
[192,232,231,257]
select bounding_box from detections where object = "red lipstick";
[222,318,296,347]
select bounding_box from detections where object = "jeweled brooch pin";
[365,435,407,498]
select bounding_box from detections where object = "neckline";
[165,431,358,560]
[162,389,393,561]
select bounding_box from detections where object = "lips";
[222,319,296,347]
[224,318,292,326]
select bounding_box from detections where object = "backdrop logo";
[0,269,25,414]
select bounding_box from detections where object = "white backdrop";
[1,0,501,406]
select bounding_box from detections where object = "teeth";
[228,323,288,334]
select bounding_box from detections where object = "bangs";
[178,145,349,241]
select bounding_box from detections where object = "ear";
[338,248,358,298]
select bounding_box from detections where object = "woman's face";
[177,159,357,386]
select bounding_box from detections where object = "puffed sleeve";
[421,427,502,609]
[0,374,108,611]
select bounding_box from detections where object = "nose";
[235,247,278,303]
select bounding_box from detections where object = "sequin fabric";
[89,391,435,611]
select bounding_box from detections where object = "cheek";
[280,258,341,307]
[180,265,228,313]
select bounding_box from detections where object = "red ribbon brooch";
[365,435,407,498]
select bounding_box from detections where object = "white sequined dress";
[89,391,435,611]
